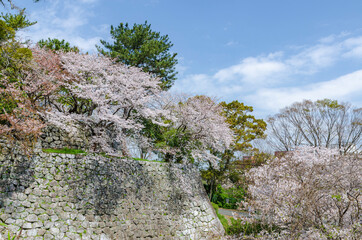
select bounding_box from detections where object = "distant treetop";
[37,38,80,53]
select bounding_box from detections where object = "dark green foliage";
[138,116,194,163]
[0,9,41,154]
[54,86,96,116]
[1,12,35,30]
[37,38,79,52]
[155,127,194,163]
[212,184,245,209]
[98,21,178,90]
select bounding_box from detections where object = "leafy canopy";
[98,21,178,90]
[221,100,267,152]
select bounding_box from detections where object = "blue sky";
[12,0,362,118]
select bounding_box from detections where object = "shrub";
[212,184,245,209]
[211,202,277,237]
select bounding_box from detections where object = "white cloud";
[173,74,213,95]
[288,44,341,73]
[318,31,350,44]
[71,36,101,52]
[79,0,99,3]
[175,62,188,78]
[342,36,362,58]
[247,70,362,113]
[214,57,287,84]
[225,40,238,46]
[176,35,361,96]
[18,0,102,52]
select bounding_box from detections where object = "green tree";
[98,21,178,90]
[0,12,35,85]
[37,38,79,52]
[0,11,35,42]
[201,100,267,201]
[221,101,267,152]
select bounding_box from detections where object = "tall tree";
[98,21,178,90]
[267,99,361,154]
[221,101,267,153]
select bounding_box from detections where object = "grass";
[132,157,164,163]
[212,202,230,231]
[42,148,86,154]
[0,222,23,240]
[42,148,166,163]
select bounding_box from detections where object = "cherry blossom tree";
[42,51,164,155]
[1,45,166,155]
[245,146,361,239]
[151,94,234,166]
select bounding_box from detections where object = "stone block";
[23,222,32,229]
[44,221,54,229]
[49,227,60,235]
[44,233,54,240]
[38,213,49,221]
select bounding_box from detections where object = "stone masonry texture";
[0,143,224,239]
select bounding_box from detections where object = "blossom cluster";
[245,146,361,239]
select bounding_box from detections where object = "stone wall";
[0,147,224,239]
[39,125,90,151]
